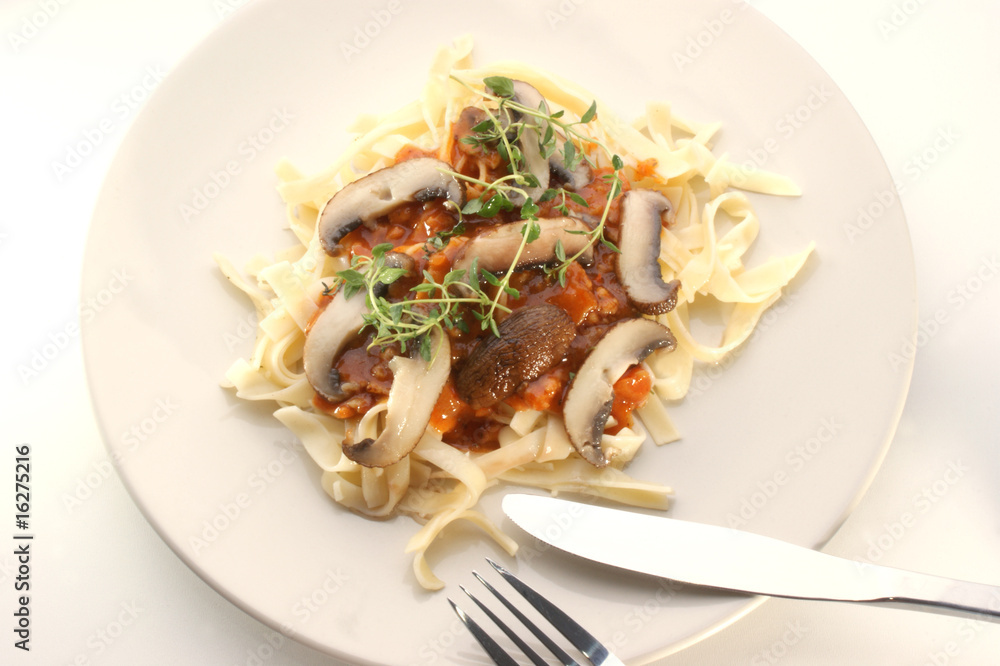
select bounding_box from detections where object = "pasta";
[216,36,813,590]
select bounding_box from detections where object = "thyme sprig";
[327,243,511,360]
[325,76,630,354]
[448,75,627,286]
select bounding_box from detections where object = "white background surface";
[2,0,998,664]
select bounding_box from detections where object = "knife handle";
[864,562,1000,623]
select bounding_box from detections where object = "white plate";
[82,0,916,663]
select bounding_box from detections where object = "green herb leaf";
[554,239,566,262]
[481,271,502,287]
[484,76,514,98]
[563,140,577,168]
[378,267,408,285]
[479,194,504,218]
[337,268,366,287]
[580,101,598,124]
[520,198,540,220]
[462,197,483,215]
[471,119,494,133]
[523,220,541,244]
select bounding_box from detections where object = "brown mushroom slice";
[302,288,368,402]
[455,304,575,409]
[303,252,415,402]
[341,329,451,468]
[452,216,594,275]
[489,80,549,204]
[616,189,681,315]
[318,157,465,255]
[506,80,592,192]
[564,318,676,467]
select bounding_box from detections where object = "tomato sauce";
[607,365,653,435]
[313,105,661,449]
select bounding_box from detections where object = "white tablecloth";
[3,0,997,663]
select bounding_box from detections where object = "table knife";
[502,494,1000,623]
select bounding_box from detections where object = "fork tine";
[448,598,519,666]
[460,585,552,666]
[472,573,580,666]
[486,558,619,666]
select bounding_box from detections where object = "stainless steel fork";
[449,558,625,666]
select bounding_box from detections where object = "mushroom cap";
[317,157,465,255]
[563,317,676,467]
[616,189,680,315]
[455,304,575,409]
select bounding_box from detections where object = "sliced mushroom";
[549,152,592,191]
[318,157,465,255]
[489,80,549,204]
[452,216,594,274]
[302,288,368,403]
[303,252,415,402]
[563,318,676,467]
[498,80,592,193]
[341,328,451,467]
[616,189,681,315]
[456,304,575,409]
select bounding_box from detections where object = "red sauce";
[607,365,653,435]
[315,105,666,450]
[429,380,502,452]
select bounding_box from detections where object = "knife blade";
[502,494,1000,623]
